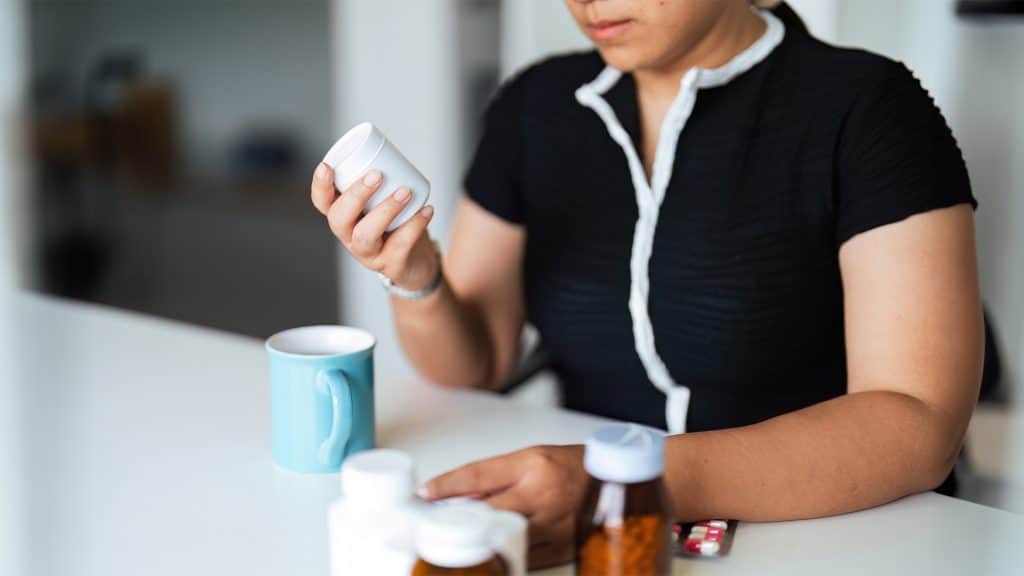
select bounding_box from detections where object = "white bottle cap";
[584,424,665,484]
[341,449,415,508]
[414,503,495,568]
[323,121,386,190]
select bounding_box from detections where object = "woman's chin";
[594,46,650,73]
[598,45,659,73]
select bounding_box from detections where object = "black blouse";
[464,4,974,477]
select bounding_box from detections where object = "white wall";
[331,0,462,384]
[0,0,27,571]
[785,0,839,42]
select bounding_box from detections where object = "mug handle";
[316,369,352,466]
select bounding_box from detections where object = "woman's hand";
[419,445,588,569]
[310,163,437,290]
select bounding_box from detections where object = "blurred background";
[22,0,339,337]
[1,1,1022,559]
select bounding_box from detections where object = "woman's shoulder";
[786,32,956,149]
[781,33,975,244]
[782,29,924,103]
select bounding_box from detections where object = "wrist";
[663,434,708,521]
[394,246,441,291]
[382,239,443,300]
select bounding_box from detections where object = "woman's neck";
[632,4,767,178]
[634,5,767,104]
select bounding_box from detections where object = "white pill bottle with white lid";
[429,499,527,576]
[412,503,507,576]
[327,449,424,576]
[322,122,431,232]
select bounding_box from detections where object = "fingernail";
[363,170,381,187]
[421,205,434,218]
[316,163,330,181]
[416,485,430,499]
[394,187,411,203]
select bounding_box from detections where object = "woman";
[311,0,982,568]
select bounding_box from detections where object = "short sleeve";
[463,73,528,225]
[835,62,976,246]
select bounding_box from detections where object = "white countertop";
[10,293,1023,575]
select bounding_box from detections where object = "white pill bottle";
[322,122,430,232]
[327,449,424,576]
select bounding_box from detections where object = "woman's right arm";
[311,163,525,390]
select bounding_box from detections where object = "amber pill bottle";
[575,425,673,576]
[412,503,507,576]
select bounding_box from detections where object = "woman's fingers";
[351,187,413,257]
[379,206,434,267]
[326,170,383,246]
[420,452,523,501]
[484,485,535,518]
[316,164,440,284]
[310,163,337,215]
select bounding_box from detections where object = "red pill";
[684,538,720,555]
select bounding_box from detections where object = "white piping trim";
[574,9,785,434]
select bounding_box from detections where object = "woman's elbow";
[919,443,960,492]
[422,353,507,391]
[914,408,969,493]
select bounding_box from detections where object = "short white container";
[327,449,423,576]
[414,504,499,570]
[430,498,528,576]
[322,122,430,232]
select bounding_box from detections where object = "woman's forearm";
[664,390,966,522]
[391,274,499,390]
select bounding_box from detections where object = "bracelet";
[377,242,443,301]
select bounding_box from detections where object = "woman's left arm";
[422,204,982,567]
[664,203,983,521]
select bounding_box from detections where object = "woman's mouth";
[588,19,634,41]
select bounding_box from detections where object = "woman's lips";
[588,19,634,41]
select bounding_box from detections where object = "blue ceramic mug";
[266,325,375,473]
